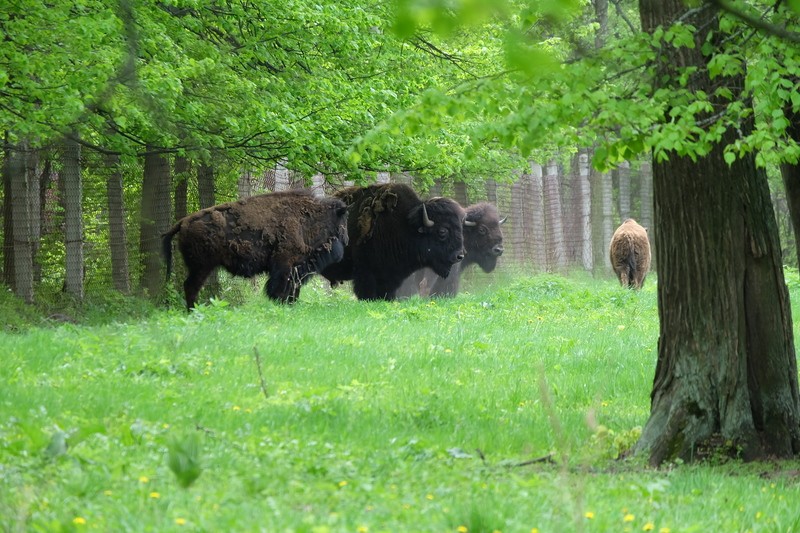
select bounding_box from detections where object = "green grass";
[2,271,800,532]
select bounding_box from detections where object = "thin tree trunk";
[591,164,613,275]
[3,135,13,285]
[106,153,130,294]
[174,156,190,221]
[453,181,469,206]
[575,150,593,271]
[274,161,290,191]
[139,148,171,298]
[25,148,41,284]
[635,0,800,464]
[617,161,631,220]
[9,141,35,303]
[510,177,526,265]
[529,161,547,271]
[61,136,84,300]
[544,160,566,271]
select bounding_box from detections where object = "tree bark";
[8,141,35,303]
[528,161,547,271]
[139,148,171,298]
[635,0,800,464]
[617,161,631,220]
[174,155,190,221]
[544,160,566,271]
[574,150,593,271]
[61,136,84,300]
[106,153,130,294]
[779,77,800,265]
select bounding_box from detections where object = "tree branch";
[707,0,800,43]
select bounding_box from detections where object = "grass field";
[3,270,800,532]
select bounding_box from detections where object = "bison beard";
[609,218,651,290]
[320,183,466,301]
[162,190,348,310]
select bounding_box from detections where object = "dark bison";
[397,202,506,298]
[609,218,651,290]
[162,190,348,310]
[320,183,466,300]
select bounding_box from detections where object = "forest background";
[3,0,797,309]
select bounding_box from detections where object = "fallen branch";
[253,347,269,399]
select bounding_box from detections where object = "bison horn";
[464,219,477,227]
[499,216,508,225]
[421,203,435,227]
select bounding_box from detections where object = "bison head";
[462,202,506,273]
[408,197,466,279]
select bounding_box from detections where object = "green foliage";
[4,273,800,531]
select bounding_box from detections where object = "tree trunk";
[106,153,130,294]
[174,155,190,221]
[510,177,526,266]
[61,136,84,300]
[453,180,469,206]
[639,159,655,269]
[2,135,13,285]
[780,78,800,265]
[590,163,613,275]
[544,160,566,271]
[574,150,593,271]
[197,162,218,294]
[8,141,35,303]
[529,161,547,271]
[635,0,800,465]
[139,148,171,298]
[617,161,631,220]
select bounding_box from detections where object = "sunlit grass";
[2,270,800,531]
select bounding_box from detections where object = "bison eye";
[438,228,449,240]
[478,226,488,235]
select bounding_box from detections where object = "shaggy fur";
[398,202,507,298]
[162,190,348,310]
[320,183,466,301]
[609,218,651,290]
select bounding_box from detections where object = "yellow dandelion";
[457,527,468,533]
[659,528,671,533]
[139,476,149,483]
[624,514,635,522]
[618,324,626,331]
[643,523,655,531]
[149,492,161,499]
[756,512,763,519]
[492,530,502,533]
[357,527,368,533]
[585,511,595,519]
[103,490,113,496]
[175,518,187,526]
[366,505,374,511]
[338,480,348,487]
[445,349,452,353]
[531,529,540,533]
[402,503,411,510]
[426,494,434,500]
[72,517,87,525]
[162,423,170,429]
[206,361,212,366]
[245,408,252,413]
[232,405,241,411]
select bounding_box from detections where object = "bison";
[609,218,651,290]
[397,202,507,298]
[162,190,348,310]
[320,183,466,300]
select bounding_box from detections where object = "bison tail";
[161,224,180,282]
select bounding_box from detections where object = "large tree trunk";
[139,148,171,298]
[634,0,800,465]
[61,136,84,300]
[106,154,130,294]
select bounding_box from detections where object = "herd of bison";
[162,183,651,310]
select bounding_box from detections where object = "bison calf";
[609,218,651,290]
[163,190,348,310]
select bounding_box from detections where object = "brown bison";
[162,190,348,310]
[320,183,466,300]
[609,218,651,290]
[397,202,507,298]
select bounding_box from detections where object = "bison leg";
[266,265,297,303]
[184,267,214,311]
